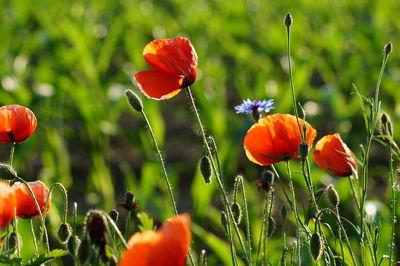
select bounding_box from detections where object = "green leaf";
[0,250,22,266]
[138,212,156,232]
[24,249,68,266]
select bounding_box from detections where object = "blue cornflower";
[235,99,275,114]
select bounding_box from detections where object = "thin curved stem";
[389,142,396,265]
[186,87,249,264]
[238,176,252,263]
[256,191,270,265]
[30,219,39,256]
[140,110,178,215]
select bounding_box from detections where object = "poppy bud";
[200,156,212,184]
[280,205,288,223]
[267,216,275,238]
[58,222,72,243]
[7,232,22,250]
[380,112,393,137]
[12,181,50,218]
[220,212,228,232]
[206,135,218,154]
[200,249,207,266]
[86,210,108,254]
[123,192,136,211]
[284,13,293,27]
[256,170,275,192]
[125,90,143,112]
[384,42,393,55]
[78,237,92,264]
[231,202,242,224]
[67,235,81,257]
[109,209,119,223]
[325,185,340,208]
[310,233,323,261]
[0,163,17,180]
[298,142,309,159]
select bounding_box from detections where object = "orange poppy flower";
[134,37,198,100]
[12,181,50,219]
[244,114,317,166]
[0,181,16,228]
[313,134,357,177]
[0,105,37,144]
[119,214,191,266]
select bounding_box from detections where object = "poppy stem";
[359,45,390,264]
[30,218,39,256]
[46,183,68,223]
[139,110,179,215]
[285,18,305,142]
[186,87,250,264]
[139,109,198,264]
[238,176,252,263]
[256,191,270,265]
[263,191,274,265]
[285,161,301,264]
[9,142,15,166]
[388,142,396,265]
[101,211,128,248]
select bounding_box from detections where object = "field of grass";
[1,0,400,265]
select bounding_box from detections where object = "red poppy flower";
[12,181,50,219]
[313,134,357,177]
[119,214,191,266]
[0,105,37,143]
[0,181,16,228]
[134,37,198,100]
[244,114,317,166]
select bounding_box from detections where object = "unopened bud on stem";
[284,13,293,27]
[125,89,143,112]
[384,42,393,55]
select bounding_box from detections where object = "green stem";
[100,211,128,248]
[30,219,39,256]
[285,162,301,264]
[286,24,304,141]
[140,110,178,215]
[256,191,270,265]
[186,87,249,264]
[125,210,131,240]
[9,143,15,166]
[263,191,274,265]
[389,142,396,265]
[238,176,252,263]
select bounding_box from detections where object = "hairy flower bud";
[380,112,393,137]
[0,163,17,180]
[125,89,143,112]
[109,209,119,223]
[67,235,81,257]
[231,202,242,224]
[384,42,393,55]
[86,210,108,257]
[58,222,72,243]
[284,13,293,27]
[310,233,323,261]
[325,185,340,208]
[220,212,228,232]
[200,156,212,184]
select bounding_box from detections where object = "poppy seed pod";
[298,142,309,159]
[125,89,143,112]
[0,181,16,228]
[0,163,17,180]
[256,170,275,192]
[12,181,50,219]
[134,37,198,100]
[0,105,37,143]
[119,214,191,266]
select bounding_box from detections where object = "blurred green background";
[1,0,400,264]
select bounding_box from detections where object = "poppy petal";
[119,214,191,266]
[134,71,185,100]
[143,38,198,84]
